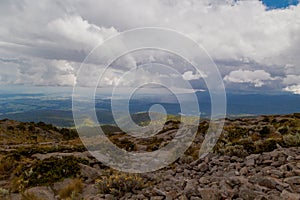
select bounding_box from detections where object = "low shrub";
[259,126,271,137]
[96,170,145,197]
[115,138,136,151]
[21,192,45,200]
[60,128,79,140]
[0,155,17,179]
[59,178,83,199]
[283,133,300,147]
[216,144,248,158]
[278,126,289,134]
[0,187,9,199]
[12,156,88,192]
[233,138,255,153]
[255,138,281,153]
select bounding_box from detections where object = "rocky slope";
[0,114,299,200]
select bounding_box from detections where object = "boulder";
[24,186,55,200]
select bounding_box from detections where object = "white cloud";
[0,0,300,94]
[284,85,300,94]
[47,15,118,50]
[283,75,300,85]
[282,75,300,94]
[11,58,77,86]
[224,69,277,87]
[182,71,207,81]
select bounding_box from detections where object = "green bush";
[0,187,9,199]
[283,133,300,147]
[96,170,145,197]
[221,145,249,157]
[16,123,26,131]
[60,128,79,140]
[226,127,248,141]
[234,139,255,153]
[255,138,281,153]
[12,156,88,191]
[259,126,271,137]
[278,126,289,134]
[0,155,18,179]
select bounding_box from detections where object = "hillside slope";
[0,114,299,199]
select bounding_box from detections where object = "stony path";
[120,147,300,200]
[5,147,300,200]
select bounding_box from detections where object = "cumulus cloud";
[283,75,300,85]
[224,69,278,87]
[284,85,300,94]
[282,75,300,94]
[47,15,118,50]
[0,57,77,86]
[0,0,300,94]
[182,71,207,81]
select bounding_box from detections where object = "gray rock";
[53,178,73,192]
[183,180,199,197]
[284,176,300,185]
[199,188,221,200]
[280,189,300,200]
[257,177,278,189]
[79,163,101,183]
[245,158,255,166]
[269,169,284,178]
[239,188,262,200]
[240,167,248,176]
[150,196,164,200]
[82,184,99,200]
[197,163,209,172]
[24,186,55,200]
[190,197,202,200]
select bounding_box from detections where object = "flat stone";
[79,163,101,183]
[245,158,255,166]
[239,188,263,200]
[150,196,164,200]
[240,167,248,176]
[197,163,209,172]
[183,180,199,197]
[293,169,300,176]
[284,176,300,185]
[53,178,73,192]
[280,189,300,200]
[258,177,288,190]
[199,188,221,200]
[269,169,284,178]
[25,186,55,200]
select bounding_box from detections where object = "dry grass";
[21,192,46,200]
[58,178,83,199]
[96,169,145,197]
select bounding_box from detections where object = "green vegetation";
[0,114,300,197]
[0,187,9,199]
[213,115,300,157]
[58,178,83,200]
[0,154,18,179]
[96,169,146,197]
[11,156,88,192]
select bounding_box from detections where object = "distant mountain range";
[0,92,299,127]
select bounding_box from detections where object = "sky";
[262,0,299,9]
[0,0,300,95]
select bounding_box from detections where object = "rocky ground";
[0,114,299,200]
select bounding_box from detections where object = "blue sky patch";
[261,0,299,9]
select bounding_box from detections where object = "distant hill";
[1,93,300,127]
